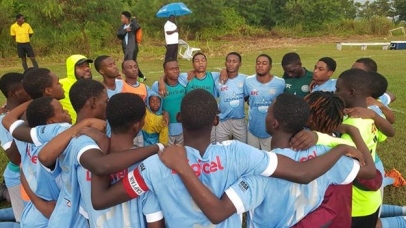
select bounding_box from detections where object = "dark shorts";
[17,43,35,58]
[352,207,380,228]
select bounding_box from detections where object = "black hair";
[121,11,131,19]
[0,72,24,98]
[26,97,54,127]
[23,67,35,76]
[226,52,242,62]
[338,68,372,96]
[22,68,53,99]
[192,53,206,62]
[69,80,105,113]
[94,55,110,73]
[181,89,217,132]
[318,57,337,72]
[16,14,23,19]
[273,93,309,134]
[121,59,137,69]
[163,59,178,69]
[369,72,388,99]
[355,58,378,72]
[256,54,272,65]
[282,52,301,66]
[304,92,345,134]
[107,93,146,134]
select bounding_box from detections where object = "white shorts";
[215,118,247,143]
[169,133,184,146]
[247,131,271,151]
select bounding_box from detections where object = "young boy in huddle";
[310,57,337,92]
[142,92,168,146]
[0,72,30,225]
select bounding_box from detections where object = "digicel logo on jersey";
[172,156,225,177]
[299,150,317,162]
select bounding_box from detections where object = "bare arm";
[147,219,165,228]
[20,171,56,218]
[366,97,395,124]
[272,144,363,184]
[2,101,31,131]
[80,144,159,176]
[38,119,106,168]
[345,107,395,137]
[5,140,21,165]
[91,173,132,210]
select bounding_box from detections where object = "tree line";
[0,0,405,57]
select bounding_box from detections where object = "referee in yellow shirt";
[10,14,39,70]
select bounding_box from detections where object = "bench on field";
[336,42,391,51]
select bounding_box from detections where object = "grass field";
[0,36,405,209]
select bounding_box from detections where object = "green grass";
[0,37,406,209]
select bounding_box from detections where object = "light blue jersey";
[12,122,70,228]
[226,145,360,228]
[126,140,278,227]
[379,93,391,106]
[81,162,162,228]
[215,74,246,121]
[107,79,124,98]
[180,72,220,96]
[312,79,337,92]
[151,81,185,136]
[0,115,20,188]
[244,75,285,138]
[47,135,99,228]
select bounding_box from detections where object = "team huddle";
[0,51,405,228]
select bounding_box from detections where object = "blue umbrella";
[156,2,192,18]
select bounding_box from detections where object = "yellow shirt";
[10,22,33,43]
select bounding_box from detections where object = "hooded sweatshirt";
[142,91,168,146]
[60,55,89,124]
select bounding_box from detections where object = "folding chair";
[178,39,201,60]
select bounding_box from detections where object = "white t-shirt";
[164,20,178,45]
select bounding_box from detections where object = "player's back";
[242,145,359,227]
[47,135,95,227]
[137,140,276,227]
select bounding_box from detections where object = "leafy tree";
[394,0,406,21]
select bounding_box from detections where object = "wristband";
[156,143,165,152]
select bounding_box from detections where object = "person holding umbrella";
[164,15,179,61]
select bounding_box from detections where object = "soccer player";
[121,59,148,101]
[335,68,389,228]
[0,73,30,225]
[310,57,337,92]
[35,80,161,227]
[3,97,71,227]
[351,57,396,105]
[10,14,39,70]
[90,89,361,227]
[245,54,285,151]
[215,52,247,143]
[60,54,93,124]
[282,52,313,98]
[162,92,376,228]
[152,60,185,145]
[77,93,165,227]
[94,55,123,98]
[22,68,65,100]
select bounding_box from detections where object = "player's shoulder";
[246,74,257,80]
[138,154,165,175]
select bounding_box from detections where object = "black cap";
[76,58,93,65]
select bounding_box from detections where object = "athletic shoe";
[386,168,406,187]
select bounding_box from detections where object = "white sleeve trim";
[77,145,101,165]
[2,141,12,150]
[79,206,89,219]
[382,93,391,105]
[340,160,361,185]
[261,152,278,176]
[145,211,164,223]
[30,127,41,146]
[9,120,24,136]
[225,188,246,214]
